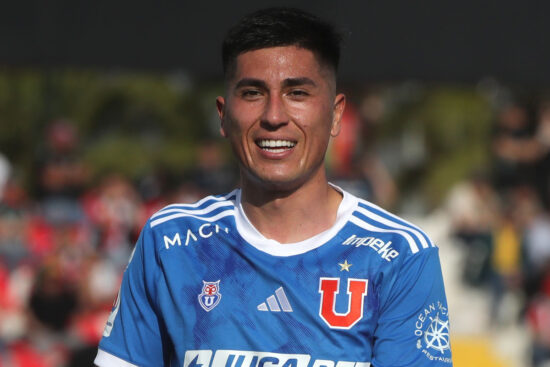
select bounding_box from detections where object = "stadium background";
[1,1,550,366]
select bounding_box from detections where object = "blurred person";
[11,256,80,367]
[0,152,10,201]
[328,102,371,200]
[356,152,398,209]
[0,260,23,343]
[24,200,95,281]
[512,185,550,300]
[36,119,89,200]
[0,260,35,343]
[491,102,544,195]
[448,172,524,327]
[524,211,550,282]
[0,197,29,270]
[168,179,205,205]
[188,140,238,196]
[0,339,67,367]
[329,103,397,209]
[137,169,175,219]
[28,256,78,333]
[82,174,144,267]
[534,101,550,208]
[330,151,398,210]
[526,266,550,367]
[446,172,500,286]
[488,206,523,327]
[95,8,452,367]
[65,255,121,366]
[0,167,31,270]
[0,176,28,211]
[0,176,36,353]
[30,119,90,274]
[329,102,361,177]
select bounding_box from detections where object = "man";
[95,7,453,367]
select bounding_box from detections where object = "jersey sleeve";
[372,247,453,367]
[95,223,169,367]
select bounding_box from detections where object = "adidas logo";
[257,287,293,312]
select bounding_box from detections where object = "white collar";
[233,184,357,256]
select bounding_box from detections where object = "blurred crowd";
[447,99,550,366]
[1,94,550,366]
[0,121,237,366]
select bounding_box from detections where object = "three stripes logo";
[257,287,293,312]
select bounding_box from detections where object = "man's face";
[217,46,346,191]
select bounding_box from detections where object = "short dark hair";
[222,7,342,78]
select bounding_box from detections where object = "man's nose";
[261,94,288,129]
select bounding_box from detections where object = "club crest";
[198,280,222,312]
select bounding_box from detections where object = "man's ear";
[330,93,346,137]
[216,96,227,137]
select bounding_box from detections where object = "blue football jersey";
[95,187,453,367]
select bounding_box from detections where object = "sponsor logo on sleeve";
[414,301,452,364]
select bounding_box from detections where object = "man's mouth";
[256,139,297,153]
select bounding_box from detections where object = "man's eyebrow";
[234,77,317,90]
[235,78,267,89]
[282,77,316,88]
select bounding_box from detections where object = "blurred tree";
[377,84,493,209]
[0,69,222,194]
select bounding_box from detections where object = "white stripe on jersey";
[150,209,236,228]
[355,205,432,250]
[349,216,421,254]
[151,190,238,218]
[151,200,234,219]
[95,349,139,367]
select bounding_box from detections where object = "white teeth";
[257,140,296,149]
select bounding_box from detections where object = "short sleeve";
[372,247,453,367]
[95,224,169,367]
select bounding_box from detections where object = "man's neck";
[240,175,343,244]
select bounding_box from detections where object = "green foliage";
[0,68,220,189]
[378,85,493,208]
[418,88,492,205]
[82,134,198,179]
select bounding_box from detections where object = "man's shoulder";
[345,194,436,258]
[135,190,239,253]
[147,190,239,231]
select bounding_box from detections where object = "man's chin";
[244,172,305,194]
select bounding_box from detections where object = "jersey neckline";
[233,184,358,257]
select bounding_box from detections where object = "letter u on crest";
[319,277,368,329]
[204,296,215,306]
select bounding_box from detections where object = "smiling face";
[217,46,346,192]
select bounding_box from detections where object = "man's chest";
[154,235,384,364]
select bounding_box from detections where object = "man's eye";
[288,90,309,97]
[242,90,262,98]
